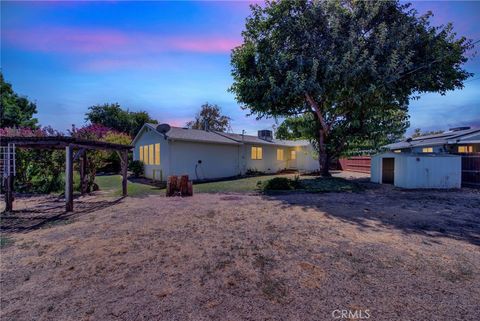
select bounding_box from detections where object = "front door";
[382,158,395,184]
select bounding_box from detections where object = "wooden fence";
[461,154,480,187]
[338,156,371,174]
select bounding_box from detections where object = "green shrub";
[261,177,302,191]
[129,160,144,178]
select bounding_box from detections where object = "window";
[422,147,433,153]
[290,150,296,160]
[143,145,149,164]
[458,145,473,153]
[148,144,154,165]
[155,143,161,165]
[251,146,263,160]
[139,146,144,161]
[393,150,401,153]
[277,149,284,161]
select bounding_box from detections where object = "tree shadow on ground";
[0,195,125,233]
[264,186,480,246]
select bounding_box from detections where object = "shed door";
[382,158,395,184]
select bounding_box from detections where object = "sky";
[1,1,479,136]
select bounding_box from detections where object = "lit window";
[251,146,263,160]
[393,150,401,153]
[290,150,296,160]
[155,143,160,165]
[139,146,144,161]
[149,144,154,164]
[458,145,473,153]
[277,149,284,161]
[422,147,433,153]
[143,145,149,164]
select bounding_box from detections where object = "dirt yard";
[1,182,479,321]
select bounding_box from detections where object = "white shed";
[371,152,461,189]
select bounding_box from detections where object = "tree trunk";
[317,128,331,177]
[305,93,331,177]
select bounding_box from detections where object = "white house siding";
[242,143,290,173]
[133,126,170,180]
[371,153,461,189]
[295,145,319,173]
[168,140,240,180]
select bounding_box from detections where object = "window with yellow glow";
[148,144,154,164]
[422,147,433,153]
[277,149,284,161]
[143,145,149,164]
[139,146,144,161]
[290,150,296,160]
[458,145,473,153]
[155,143,161,165]
[251,146,262,160]
[393,150,401,153]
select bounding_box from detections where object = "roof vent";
[258,130,273,141]
[449,126,470,132]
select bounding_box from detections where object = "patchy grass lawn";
[95,175,163,197]
[96,173,363,195]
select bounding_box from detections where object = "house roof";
[144,123,241,145]
[215,132,310,147]
[385,127,480,150]
[133,123,310,147]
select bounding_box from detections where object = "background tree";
[231,0,472,176]
[0,73,38,128]
[85,103,157,137]
[411,128,444,138]
[186,103,232,132]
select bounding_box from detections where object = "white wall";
[242,143,290,174]
[296,145,320,172]
[169,140,241,180]
[134,127,170,180]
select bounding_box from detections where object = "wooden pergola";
[1,136,132,212]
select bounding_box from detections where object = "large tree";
[85,103,157,137]
[230,0,472,175]
[0,73,38,129]
[186,102,232,132]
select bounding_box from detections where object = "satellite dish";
[156,123,171,134]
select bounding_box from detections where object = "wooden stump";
[166,175,193,197]
[166,176,178,197]
[179,175,189,195]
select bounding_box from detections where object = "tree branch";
[305,93,329,133]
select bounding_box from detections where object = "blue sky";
[1,1,479,135]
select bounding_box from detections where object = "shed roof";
[385,127,480,150]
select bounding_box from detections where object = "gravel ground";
[1,184,479,321]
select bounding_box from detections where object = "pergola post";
[121,150,128,196]
[79,152,87,195]
[5,175,14,212]
[65,145,74,212]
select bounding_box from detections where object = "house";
[371,127,480,188]
[384,127,480,154]
[131,123,319,181]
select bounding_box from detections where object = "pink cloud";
[2,27,242,54]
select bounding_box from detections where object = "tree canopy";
[0,73,38,129]
[186,103,232,132]
[231,0,472,175]
[85,103,157,137]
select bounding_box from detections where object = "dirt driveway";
[1,184,479,321]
